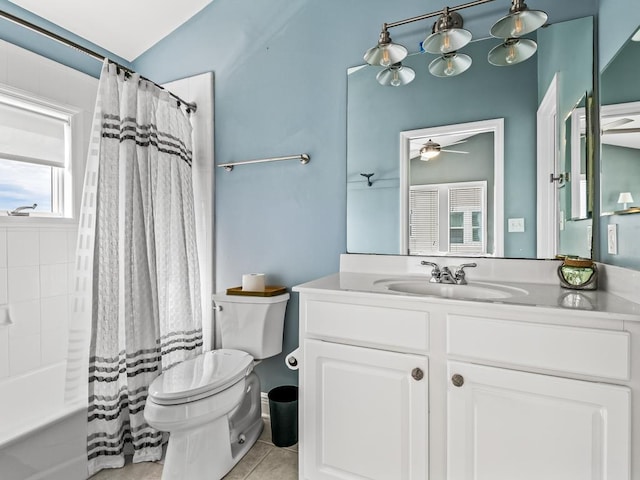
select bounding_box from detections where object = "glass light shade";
[488,38,537,66]
[376,64,416,87]
[364,42,408,67]
[420,140,441,160]
[422,28,472,54]
[428,53,472,78]
[633,27,640,42]
[490,9,547,38]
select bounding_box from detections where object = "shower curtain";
[78,61,203,476]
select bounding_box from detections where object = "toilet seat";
[148,349,254,405]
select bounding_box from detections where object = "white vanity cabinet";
[298,297,431,480]
[446,361,630,480]
[445,312,632,480]
[295,276,638,480]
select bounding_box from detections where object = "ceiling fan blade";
[446,139,468,146]
[601,118,634,131]
[441,149,469,154]
[602,127,640,135]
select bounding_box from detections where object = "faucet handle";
[420,261,441,282]
[454,263,477,285]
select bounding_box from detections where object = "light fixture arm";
[509,0,529,14]
[384,0,495,30]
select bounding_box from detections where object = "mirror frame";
[399,118,504,256]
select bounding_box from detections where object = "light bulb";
[380,46,391,67]
[390,70,401,87]
[512,15,524,36]
[444,57,456,76]
[505,43,518,64]
[441,32,451,53]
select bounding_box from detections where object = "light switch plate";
[607,224,617,255]
[508,218,525,233]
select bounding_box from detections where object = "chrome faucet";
[421,260,477,284]
[453,263,477,285]
[439,266,456,284]
[420,261,442,283]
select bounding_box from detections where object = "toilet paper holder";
[285,348,300,371]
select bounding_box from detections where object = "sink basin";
[377,280,528,300]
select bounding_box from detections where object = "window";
[0,87,73,217]
[449,184,486,254]
[409,187,439,254]
[409,181,487,255]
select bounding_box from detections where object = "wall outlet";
[508,218,525,233]
[607,224,617,255]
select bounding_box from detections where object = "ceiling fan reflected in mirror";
[419,138,469,160]
[600,118,640,135]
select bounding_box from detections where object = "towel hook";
[360,173,374,187]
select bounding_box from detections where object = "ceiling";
[7,0,213,61]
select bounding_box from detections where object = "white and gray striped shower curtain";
[75,61,203,476]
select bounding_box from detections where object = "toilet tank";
[212,292,289,360]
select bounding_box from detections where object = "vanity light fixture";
[490,0,548,39]
[429,52,472,77]
[376,62,416,86]
[488,37,537,66]
[363,0,548,85]
[364,28,408,67]
[422,9,472,55]
[617,192,634,210]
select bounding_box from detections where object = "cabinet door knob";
[451,374,464,387]
[411,368,424,381]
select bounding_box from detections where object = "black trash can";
[268,385,298,447]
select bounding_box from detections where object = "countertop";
[294,272,640,320]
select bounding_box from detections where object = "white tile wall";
[0,268,7,305]
[8,300,40,336]
[9,333,41,376]
[8,265,40,303]
[7,230,39,267]
[40,264,68,298]
[0,228,7,268]
[0,38,96,382]
[40,230,68,265]
[0,327,8,379]
[4,229,76,378]
[41,295,69,364]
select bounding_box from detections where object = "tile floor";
[88,419,298,480]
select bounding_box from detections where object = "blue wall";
[599,0,640,69]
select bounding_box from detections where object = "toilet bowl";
[144,292,289,480]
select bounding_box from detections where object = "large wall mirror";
[347,13,594,260]
[599,25,640,269]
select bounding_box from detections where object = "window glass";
[0,89,71,216]
[0,158,53,212]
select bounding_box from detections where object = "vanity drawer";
[447,314,630,380]
[304,300,429,353]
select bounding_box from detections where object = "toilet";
[144,292,290,480]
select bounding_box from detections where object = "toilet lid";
[148,349,253,405]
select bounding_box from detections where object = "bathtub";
[0,361,87,480]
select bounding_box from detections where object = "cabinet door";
[447,361,631,480]
[302,339,428,480]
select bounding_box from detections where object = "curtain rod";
[0,9,197,113]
